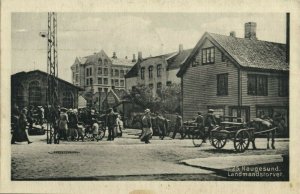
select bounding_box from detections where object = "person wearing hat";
[59,107,69,141]
[140,109,153,144]
[204,109,217,132]
[106,108,117,141]
[172,112,182,139]
[194,112,204,130]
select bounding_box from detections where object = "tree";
[127,83,181,114]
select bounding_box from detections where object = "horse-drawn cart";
[191,116,277,152]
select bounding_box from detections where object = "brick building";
[11,70,83,109]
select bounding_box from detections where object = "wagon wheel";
[211,137,227,149]
[234,129,250,152]
[192,130,205,147]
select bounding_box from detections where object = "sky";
[12,13,287,82]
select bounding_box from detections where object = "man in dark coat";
[172,112,182,139]
[140,109,152,144]
[195,112,204,129]
[204,109,217,131]
[106,108,117,141]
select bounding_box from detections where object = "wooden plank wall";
[182,39,239,120]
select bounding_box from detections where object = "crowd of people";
[11,104,125,144]
[11,103,236,145]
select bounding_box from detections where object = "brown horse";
[248,118,276,150]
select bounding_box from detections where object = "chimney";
[179,44,183,52]
[286,13,290,64]
[132,54,136,62]
[125,56,128,59]
[244,22,257,40]
[112,52,117,59]
[138,51,142,61]
[230,31,236,37]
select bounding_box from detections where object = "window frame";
[157,64,162,77]
[148,66,153,79]
[217,73,228,96]
[247,74,268,96]
[141,67,145,80]
[202,47,215,65]
[278,76,289,97]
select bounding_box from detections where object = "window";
[104,88,108,93]
[86,68,89,76]
[157,64,162,77]
[115,69,119,77]
[111,69,114,77]
[62,91,74,108]
[278,77,288,97]
[247,74,268,96]
[104,59,108,66]
[202,47,215,64]
[86,79,89,85]
[230,107,250,122]
[120,70,124,78]
[98,78,102,84]
[157,82,162,89]
[76,64,79,72]
[75,74,79,82]
[217,73,228,95]
[149,66,153,79]
[141,67,145,80]
[104,68,108,76]
[115,79,119,86]
[98,87,102,92]
[90,78,93,85]
[120,80,125,87]
[166,81,172,86]
[28,81,41,106]
[149,83,153,89]
[111,79,114,86]
[98,58,102,65]
[98,67,102,75]
[104,78,108,85]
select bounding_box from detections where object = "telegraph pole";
[46,12,59,144]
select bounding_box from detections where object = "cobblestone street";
[11,129,289,180]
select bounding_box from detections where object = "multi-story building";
[71,50,136,94]
[177,22,289,136]
[125,45,192,94]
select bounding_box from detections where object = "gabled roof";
[11,70,84,91]
[167,49,193,70]
[77,50,136,67]
[177,32,288,77]
[124,49,192,78]
[124,60,142,78]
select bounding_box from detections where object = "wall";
[166,69,181,84]
[182,38,239,120]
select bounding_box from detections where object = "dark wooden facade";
[178,33,289,135]
[11,70,83,109]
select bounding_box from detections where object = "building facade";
[177,22,289,135]
[11,70,83,109]
[125,45,192,94]
[71,50,136,94]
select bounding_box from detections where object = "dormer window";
[202,47,215,64]
[98,58,102,65]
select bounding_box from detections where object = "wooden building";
[11,70,83,109]
[177,22,289,135]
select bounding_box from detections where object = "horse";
[247,118,276,150]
